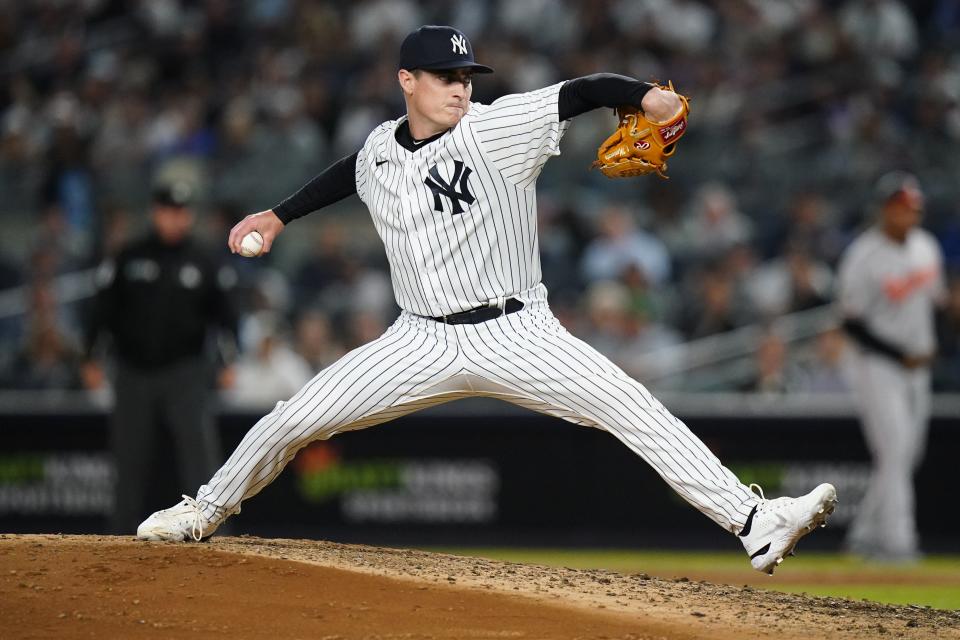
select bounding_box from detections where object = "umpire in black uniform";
[84,181,239,534]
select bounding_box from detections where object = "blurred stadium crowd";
[2,0,960,397]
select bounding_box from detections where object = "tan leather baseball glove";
[592,82,690,179]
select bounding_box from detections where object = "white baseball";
[239,231,264,257]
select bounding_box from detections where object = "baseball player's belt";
[430,298,524,325]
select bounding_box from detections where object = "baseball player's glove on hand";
[592,82,690,179]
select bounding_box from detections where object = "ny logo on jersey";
[451,34,467,55]
[424,161,475,215]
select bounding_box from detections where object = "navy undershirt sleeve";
[272,75,652,221]
[558,73,654,121]
[272,151,360,223]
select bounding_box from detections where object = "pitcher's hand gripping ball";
[239,231,264,257]
[592,81,690,179]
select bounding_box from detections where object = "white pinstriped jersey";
[355,82,571,317]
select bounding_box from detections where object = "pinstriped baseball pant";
[198,285,759,532]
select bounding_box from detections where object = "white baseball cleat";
[739,483,837,575]
[137,495,221,542]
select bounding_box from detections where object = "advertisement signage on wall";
[293,442,499,524]
[0,396,955,550]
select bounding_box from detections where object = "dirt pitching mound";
[1,534,957,640]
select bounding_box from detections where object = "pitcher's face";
[402,68,473,130]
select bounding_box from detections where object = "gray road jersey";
[837,227,945,356]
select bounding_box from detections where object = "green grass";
[774,584,960,610]
[425,548,960,610]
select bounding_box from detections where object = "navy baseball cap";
[399,25,494,74]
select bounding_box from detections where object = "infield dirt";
[1,534,957,639]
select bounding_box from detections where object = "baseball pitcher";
[137,25,836,574]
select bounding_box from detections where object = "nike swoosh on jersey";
[375,159,388,167]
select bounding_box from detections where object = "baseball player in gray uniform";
[838,172,946,561]
[137,25,836,574]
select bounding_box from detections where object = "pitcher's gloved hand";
[592,81,690,179]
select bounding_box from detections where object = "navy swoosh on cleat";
[739,504,758,538]
[750,543,771,559]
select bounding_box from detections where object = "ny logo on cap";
[451,34,467,55]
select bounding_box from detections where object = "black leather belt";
[431,298,524,324]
